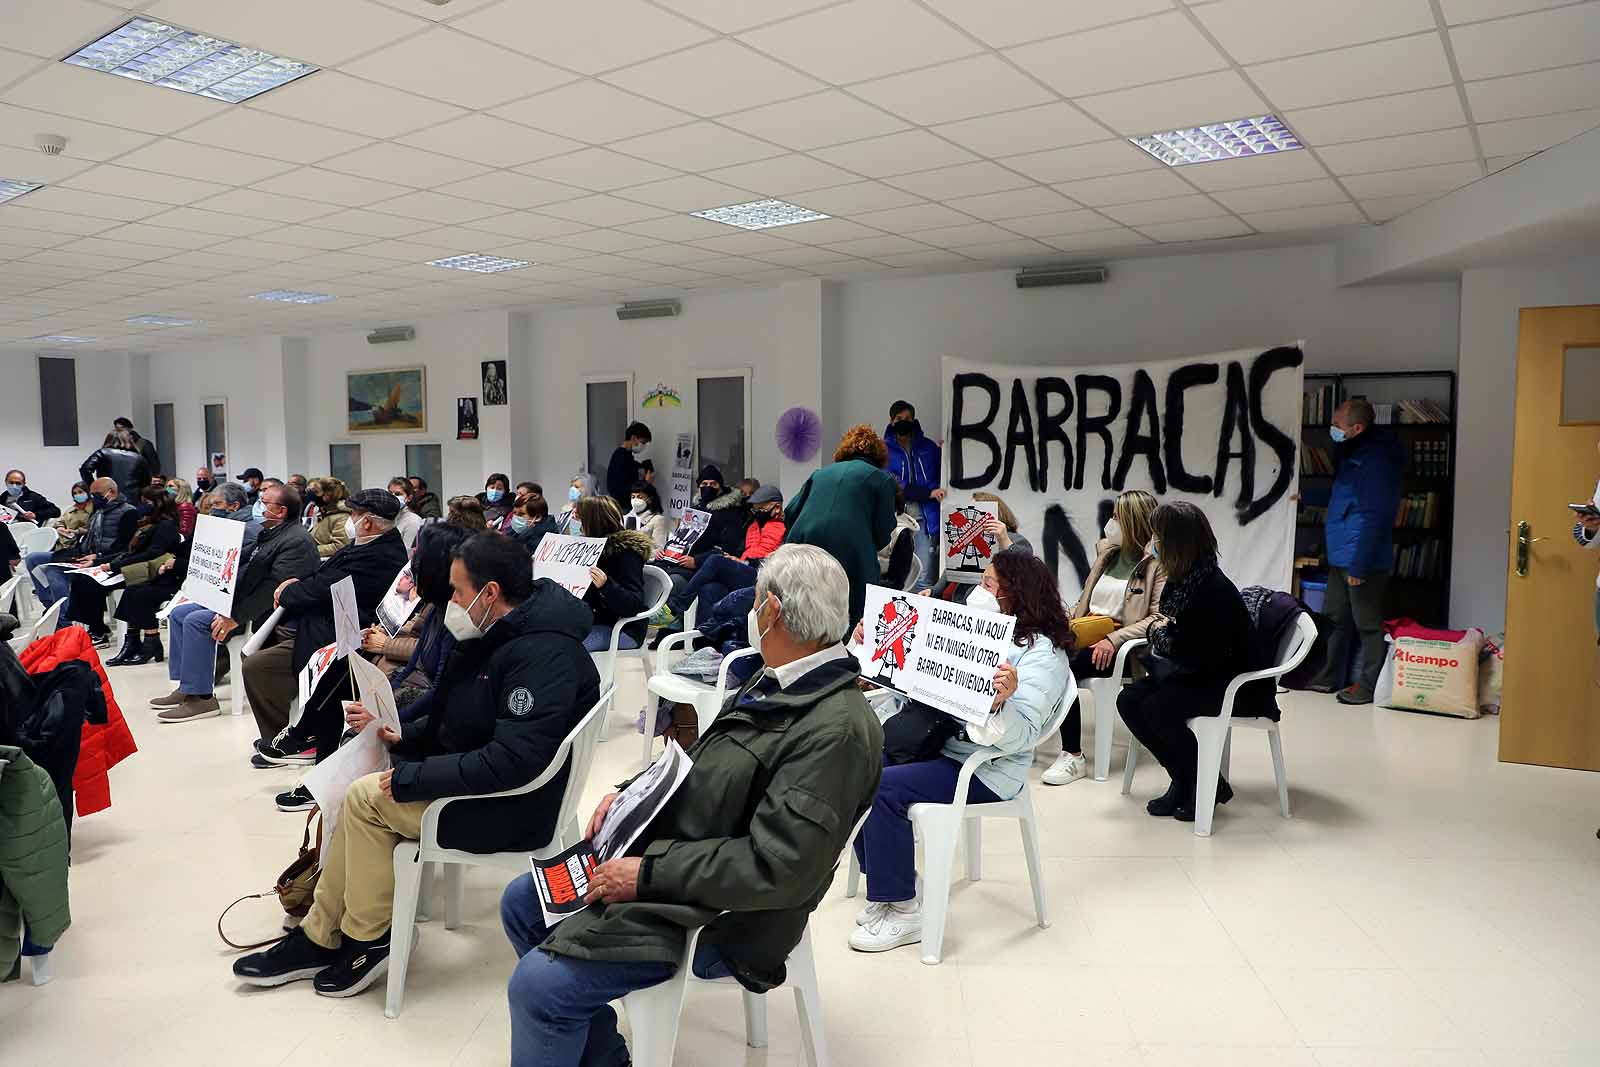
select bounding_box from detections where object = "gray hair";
[215,481,249,509]
[754,544,851,646]
[362,513,396,532]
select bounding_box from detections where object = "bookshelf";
[1296,370,1457,626]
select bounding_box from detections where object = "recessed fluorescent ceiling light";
[1130,115,1302,167]
[64,18,317,103]
[34,334,96,343]
[127,314,196,326]
[691,199,830,230]
[251,289,335,304]
[427,253,533,273]
[0,178,42,204]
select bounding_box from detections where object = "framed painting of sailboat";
[348,367,426,433]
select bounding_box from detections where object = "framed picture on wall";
[481,360,507,406]
[457,396,479,440]
[347,366,426,433]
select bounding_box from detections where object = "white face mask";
[1103,517,1121,543]
[344,517,357,542]
[968,586,1002,614]
[445,587,489,641]
[630,498,647,513]
[747,594,773,651]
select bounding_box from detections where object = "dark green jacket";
[541,656,883,992]
[0,745,70,974]
[783,459,898,624]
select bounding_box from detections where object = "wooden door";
[1500,305,1600,769]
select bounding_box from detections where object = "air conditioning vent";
[367,326,415,344]
[1015,265,1108,289]
[617,299,681,321]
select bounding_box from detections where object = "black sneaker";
[232,927,339,987]
[275,785,315,812]
[254,738,316,768]
[313,930,394,999]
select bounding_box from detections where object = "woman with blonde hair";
[571,495,654,651]
[165,476,197,539]
[309,477,352,557]
[782,424,898,624]
[1041,489,1168,785]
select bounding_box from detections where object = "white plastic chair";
[591,566,672,741]
[384,685,613,1019]
[26,599,62,644]
[22,527,60,556]
[7,521,39,542]
[0,573,22,619]
[227,606,283,718]
[643,631,761,770]
[847,682,1074,965]
[1120,613,1316,837]
[1080,637,1146,781]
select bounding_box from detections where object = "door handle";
[1515,520,1548,577]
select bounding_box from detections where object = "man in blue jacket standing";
[1310,398,1404,704]
[885,401,941,591]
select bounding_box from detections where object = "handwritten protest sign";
[375,562,420,636]
[666,432,695,521]
[852,584,1016,727]
[532,534,607,598]
[181,514,246,615]
[331,575,361,656]
[296,641,340,714]
[938,500,1000,584]
[655,508,709,565]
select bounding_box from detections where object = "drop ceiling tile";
[342,237,459,262]
[146,0,426,66]
[141,206,281,237]
[852,55,1054,126]
[791,181,924,215]
[1246,33,1453,110]
[320,143,491,188]
[344,28,575,110]
[922,0,1171,48]
[704,155,860,196]
[207,236,319,262]
[1283,87,1468,145]
[548,230,661,253]
[59,165,230,206]
[690,232,797,254]
[942,185,1079,222]
[1361,192,1433,220]
[721,91,909,151]
[1450,3,1600,80]
[1000,208,1111,238]
[738,0,981,84]
[454,0,713,74]
[1476,108,1600,156]
[910,221,1028,247]
[776,218,882,244]
[1008,12,1227,98]
[813,131,979,178]
[933,103,1108,158]
[652,0,837,34]
[751,245,860,266]
[17,186,167,222]
[1041,226,1152,251]
[1103,195,1229,226]
[1339,160,1482,198]
[429,172,583,211]
[492,81,692,144]
[1003,139,1159,183]
[518,148,679,192]
[1079,70,1269,136]
[0,48,45,88]
[475,213,600,241]
[0,103,156,162]
[1135,217,1252,242]
[117,139,301,187]
[1054,168,1193,206]
[457,240,590,264]
[371,0,505,20]
[253,167,413,208]
[1241,202,1366,231]
[609,122,785,171]
[179,110,372,165]
[1179,148,1330,189]
[288,208,424,239]
[955,238,1056,260]
[368,190,509,225]
[613,264,718,285]
[538,195,673,226]
[2,63,227,135]
[625,242,728,265]
[1439,0,1572,22]
[886,161,1032,200]
[395,115,582,171]
[1211,178,1351,212]
[1485,152,1533,173]
[617,214,743,242]
[1193,0,1436,65]
[618,175,757,212]
[873,249,975,269]
[822,235,934,257]
[564,253,660,276]
[252,72,467,139]
[258,225,372,251]
[851,203,973,232]
[604,40,823,116]
[1320,127,1479,175]
[3,0,126,59]
[1465,62,1600,123]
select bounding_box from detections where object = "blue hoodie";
[1325,429,1405,578]
[884,419,941,536]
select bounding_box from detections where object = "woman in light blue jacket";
[850,548,1073,954]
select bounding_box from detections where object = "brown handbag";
[217,807,323,950]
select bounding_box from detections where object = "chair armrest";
[654,628,703,671]
[713,645,763,697]
[1109,638,1147,687]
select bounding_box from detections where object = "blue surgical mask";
[567,486,581,503]
[486,488,505,503]
[73,492,89,505]
[510,515,530,533]
[252,499,266,519]
[4,483,22,496]
[165,485,178,498]
[1149,542,1159,559]
[1329,426,1347,444]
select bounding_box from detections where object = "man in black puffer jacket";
[233,533,598,999]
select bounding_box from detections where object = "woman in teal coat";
[783,425,899,625]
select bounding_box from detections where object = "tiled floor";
[5,654,1600,1065]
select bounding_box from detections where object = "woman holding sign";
[572,496,654,652]
[850,550,1072,954]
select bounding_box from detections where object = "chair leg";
[1120,740,1138,795]
[1268,726,1291,818]
[741,990,769,1048]
[845,847,861,899]
[789,928,829,1067]
[912,809,960,965]
[1221,731,1233,780]
[620,929,701,1067]
[443,863,464,930]
[28,951,52,986]
[1088,683,1112,781]
[415,861,435,922]
[385,843,423,1019]
[1015,792,1049,928]
[1191,722,1228,838]
[963,817,982,882]
[229,642,247,717]
[641,694,659,771]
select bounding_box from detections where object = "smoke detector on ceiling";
[35,134,67,156]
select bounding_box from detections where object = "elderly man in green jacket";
[499,544,883,1066]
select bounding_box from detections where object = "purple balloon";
[776,406,823,462]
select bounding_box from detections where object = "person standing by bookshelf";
[1309,398,1404,704]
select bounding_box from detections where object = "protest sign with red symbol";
[940,501,999,583]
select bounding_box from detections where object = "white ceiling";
[0,0,1598,351]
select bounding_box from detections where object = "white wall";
[1,349,132,501]
[1451,254,1600,633]
[144,336,283,485]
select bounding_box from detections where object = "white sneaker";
[855,900,892,926]
[1042,751,1087,786]
[848,903,922,953]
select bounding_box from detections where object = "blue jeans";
[583,625,640,653]
[500,874,730,1066]
[667,554,757,617]
[167,601,220,695]
[854,756,1000,903]
[26,550,71,615]
[912,527,936,591]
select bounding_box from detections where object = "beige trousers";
[301,773,428,948]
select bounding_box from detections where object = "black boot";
[123,633,165,665]
[104,631,141,666]
[1146,779,1184,817]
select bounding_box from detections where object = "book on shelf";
[1393,397,1449,424]
[1299,445,1335,475]
[1408,439,1449,477]
[1391,538,1445,580]
[1302,382,1337,425]
[1393,491,1440,529]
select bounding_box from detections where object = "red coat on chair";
[20,626,138,816]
